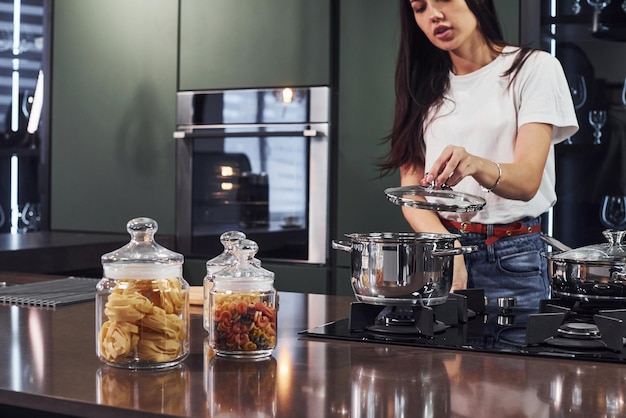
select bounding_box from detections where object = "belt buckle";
[460,222,469,233]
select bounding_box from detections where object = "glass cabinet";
[521,1,626,247]
[0,0,47,234]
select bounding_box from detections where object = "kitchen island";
[1,274,625,418]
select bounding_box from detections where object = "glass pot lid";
[385,185,486,213]
[549,230,626,264]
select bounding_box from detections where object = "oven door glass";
[177,87,330,264]
[192,132,310,260]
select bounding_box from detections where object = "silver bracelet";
[480,161,502,193]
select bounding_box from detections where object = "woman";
[380,0,579,309]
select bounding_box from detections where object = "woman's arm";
[423,122,554,201]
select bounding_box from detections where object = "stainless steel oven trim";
[174,126,323,139]
[306,122,329,265]
[175,136,193,256]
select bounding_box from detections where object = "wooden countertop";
[1,274,624,417]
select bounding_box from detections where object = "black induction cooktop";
[299,290,626,364]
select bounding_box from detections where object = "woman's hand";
[421,145,481,189]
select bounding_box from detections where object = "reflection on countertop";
[1,275,626,417]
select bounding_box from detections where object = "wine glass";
[20,202,41,232]
[587,0,612,32]
[589,110,607,145]
[564,75,588,144]
[621,77,626,107]
[600,195,626,229]
[571,75,587,110]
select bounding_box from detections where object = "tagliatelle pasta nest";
[98,277,188,364]
[99,320,140,361]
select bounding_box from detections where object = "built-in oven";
[174,86,330,264]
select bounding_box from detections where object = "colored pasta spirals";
[209,292,277,355]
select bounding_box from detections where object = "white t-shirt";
[424,46,579,224]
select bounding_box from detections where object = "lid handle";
[127,217,158,243]
[603,229,626,247]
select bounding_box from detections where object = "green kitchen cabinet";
[49,0,178,234]
[178,0,331,90]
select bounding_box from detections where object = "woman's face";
[409,0,481,52]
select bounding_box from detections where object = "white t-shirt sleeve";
[516,51,579,144]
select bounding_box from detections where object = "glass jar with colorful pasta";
[203,230,246,333]
[209,239,277,358]
[96,217,190,369]
[203,231,263,333]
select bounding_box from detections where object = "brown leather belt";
[441,219,541,246]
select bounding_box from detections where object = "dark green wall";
[495,0,520,44]
[334,1,405,254]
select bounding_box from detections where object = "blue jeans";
[446,217,550,311]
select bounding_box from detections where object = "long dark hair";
[378,0,534,176]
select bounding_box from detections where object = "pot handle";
[539,233,572,252]
[331,240,353,253]
[431,245,478,257]
[611,269,626,284]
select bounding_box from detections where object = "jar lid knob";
[220,230,247,249]
[237,239,259,262]
[127,217,158,242]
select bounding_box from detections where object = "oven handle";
[174,127,325,139]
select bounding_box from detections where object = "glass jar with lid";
[203,230,247,332]
[208,239,277,358]
[203,231,263,332]
[96,217,190,369]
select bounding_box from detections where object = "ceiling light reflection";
[28,309,45,389]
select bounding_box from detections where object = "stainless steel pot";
[332,232,477,306]
[541,230,626,301]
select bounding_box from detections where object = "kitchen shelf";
[555,142,609,151]
[541,14,626,26]
[0,147,38,158]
